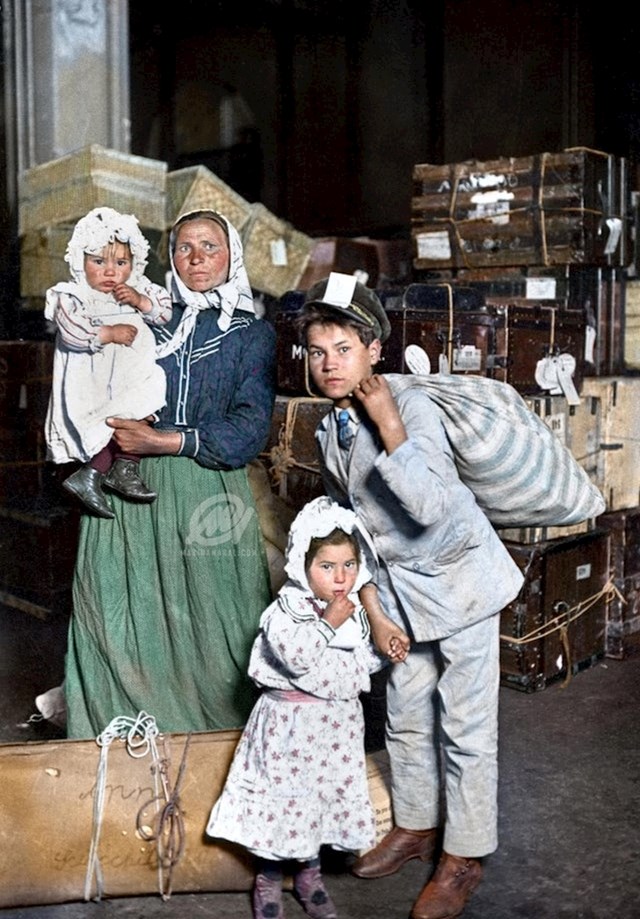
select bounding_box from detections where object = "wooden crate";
[411,148,630,271]
[260,394,332,515]
[581,376,640,512]
[499,530,611,692]
[165,165,253,233]
[596,507,640,659]
[624,278,640,370]
[18,145,167,235]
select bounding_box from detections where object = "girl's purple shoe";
[252,872,284,919]
[293,865,338,919]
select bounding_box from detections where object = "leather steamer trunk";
[298,236,381,289]
[499,530,611,692]
[382,284,586,397]
[381,283,494,377]
[273,290,320,396]
[411,148,630,271]
[441,264,625,377]
[595,507,640,659]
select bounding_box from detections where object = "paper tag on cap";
[324,272,358,308]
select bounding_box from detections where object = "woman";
[64,209,276,738]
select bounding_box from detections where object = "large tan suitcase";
[0,731,391,908]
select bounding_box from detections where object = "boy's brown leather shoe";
[410,852,483,919]
[351,826,439,878]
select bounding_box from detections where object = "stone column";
[3,0,130,210]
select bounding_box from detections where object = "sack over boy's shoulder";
[385,373,606,528]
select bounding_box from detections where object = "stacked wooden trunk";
[0,340,79,618]
[408,147,640,688]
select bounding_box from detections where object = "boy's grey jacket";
[315,378,525,642]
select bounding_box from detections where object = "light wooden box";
[581,376,640,512]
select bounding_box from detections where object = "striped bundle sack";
[386,373,606,527]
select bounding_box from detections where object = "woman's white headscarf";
[155,209,256,359]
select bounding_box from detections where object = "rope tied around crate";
[499,578,626,688]
[268,397,326,489]
[84,711,190,903]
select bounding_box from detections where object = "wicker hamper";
[241,203,313,297]
[165,164,253,232]
[18,145,167,235]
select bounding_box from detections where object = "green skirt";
[65,456,272,739]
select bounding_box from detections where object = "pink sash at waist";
[266,688,322,703]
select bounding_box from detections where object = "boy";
[296,273,524,919]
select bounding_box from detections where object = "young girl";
[206,495,409,919]
[44,206,172,519]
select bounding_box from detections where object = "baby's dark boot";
[63,464,114,519]
[103,458,157,502]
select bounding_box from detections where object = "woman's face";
[173,217,230,292]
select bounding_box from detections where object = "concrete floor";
[1,601,639,919]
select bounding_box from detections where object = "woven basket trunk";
[18,145,167,235]
[241,203,313,297]
[165,165,253,233]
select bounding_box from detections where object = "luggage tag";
[453,344,482,372]
[270,238,288,266]
[404,344,432,375]
[604,217,622,256]
[534,353,581,406]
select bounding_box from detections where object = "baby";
[44,206,172,518]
